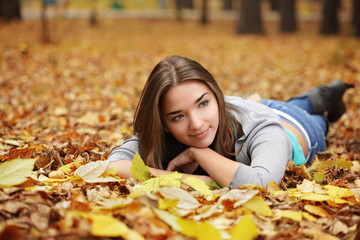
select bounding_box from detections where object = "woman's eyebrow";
[195,93,209,104]
[166,92,209,117]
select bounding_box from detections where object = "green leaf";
[182,176,213,197]
[206,180,222,189]
[313,172,326,183]
[335,159,353,169]
[130,151,151,182]
[306,160,334,172]
[0,158,36,187]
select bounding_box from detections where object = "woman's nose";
[189,113,203,130]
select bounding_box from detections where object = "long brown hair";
[133,55,242,169]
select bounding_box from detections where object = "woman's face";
[160,80,219,148]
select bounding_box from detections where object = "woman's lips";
[190,128,209,139]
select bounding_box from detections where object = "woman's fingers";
[166,149,193,171]
[182,162,199,174]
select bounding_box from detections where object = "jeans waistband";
[272,109,311,161]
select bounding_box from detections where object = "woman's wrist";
[187,147,209,163]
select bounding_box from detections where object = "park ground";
[0,17,360,239]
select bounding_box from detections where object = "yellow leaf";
[100,167,118,178]
[130,151,151,182]
[182,176,213,197]
[58,162,77,174]
[325,185,355,198]
[43,178,70,183]
[177,218,222,240]
[333,197,353,205]
[0,158,36,187]
[302,212,317,222]
[267,181,281,194]
[129,179,155,198]
[91,214,129,237]
[58,156,84,174]
[153,209,182,232]
[69,211,143,239]
[157,171,183,187]
[230,215,258,240]
[275,210,302,222]
[301,193,331,202]
[129,172,183,198]
[304,204,330,217]
[159,198,179,210]
[242,195,273,217]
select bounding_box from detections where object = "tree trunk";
[201,0,208,25]
[320,0,340,35]
[237,0,263,34]
[353,0,360,37]
[41,0,50,43]
[0,0,21,21]
[183,0,194,8]
[279,0,297,32]
[269,0,279,11]
[175,0,184,20]
[90,0,98,26]
[223,0,232,10]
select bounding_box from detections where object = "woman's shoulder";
[225,95,283,136]
[225,95,279,118]
[108,135,139,162]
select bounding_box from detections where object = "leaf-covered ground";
[0,18,360,239]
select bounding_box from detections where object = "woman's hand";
[166,148,199,174]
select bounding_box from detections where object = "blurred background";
[0,0,359,37]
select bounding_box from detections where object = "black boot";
[290,80,354,122]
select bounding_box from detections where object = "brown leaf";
[0,225,24,240]
[9,148,35,160]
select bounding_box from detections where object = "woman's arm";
[166,147,240,187]
[167,124,291,188]
[106,160,213,182]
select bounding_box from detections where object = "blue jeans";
[262,97,327,164]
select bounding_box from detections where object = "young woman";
[106,55,354,188]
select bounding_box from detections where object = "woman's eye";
[172,114,183,122]
[199,100,209,108]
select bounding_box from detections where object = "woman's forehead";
[160,80,212,110]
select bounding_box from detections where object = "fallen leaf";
[130,152,151,182]
[230,215,259,240]
[0,158,36,187]
[177,218,222,240]
[74,160,109,182]
[242,195,273,217]
[304,204,331,218]
[182,176,213,197]
[275,210,302,222]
